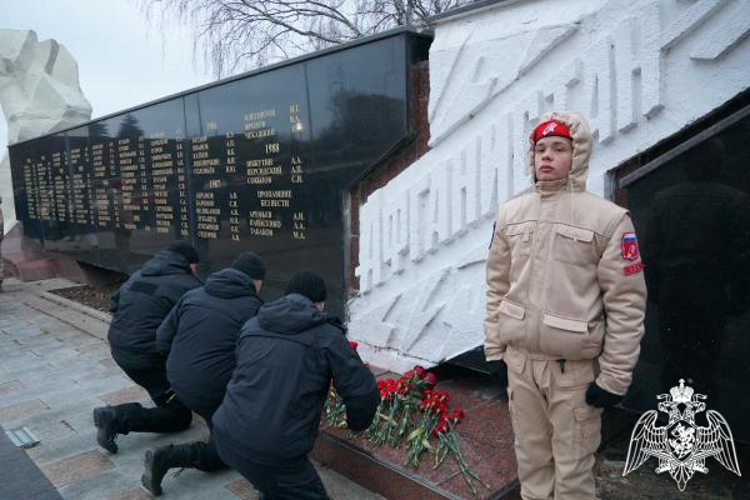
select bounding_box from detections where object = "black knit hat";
[285,271,327,303]
[167,241,200,264]
[231,251,266,280]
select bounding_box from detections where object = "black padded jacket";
[212,293,379,466]
[107,250,202,358]
[156,267,263,418]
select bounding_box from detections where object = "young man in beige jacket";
[484,112,647,499]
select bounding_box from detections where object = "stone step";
[311,368,521,500]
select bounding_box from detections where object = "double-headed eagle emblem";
[623,379,742,490]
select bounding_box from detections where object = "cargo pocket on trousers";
[573,404,602,459]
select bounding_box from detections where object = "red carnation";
[424,372,438,386]
[450,407,465,423]
[432,418,449,436]
[348,340,359,350]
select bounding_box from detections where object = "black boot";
[93,406,119,453]
[141,444,197,496]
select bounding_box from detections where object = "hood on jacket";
[257,293,328,335]
[140,250,193,277]
[204,267,259,299]
[528,111,593,192]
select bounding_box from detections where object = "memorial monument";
[1,29,92,229]
[9,30,431,317]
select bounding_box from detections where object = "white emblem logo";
[623,379,742,491]
[541,122,558,136]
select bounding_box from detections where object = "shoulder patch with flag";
[621,232,640,261]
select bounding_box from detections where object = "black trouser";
[190,439,226,472]
[173,402,227,472]
[110,348,192,433]
[232,456,329,500]
[163,438,226,472]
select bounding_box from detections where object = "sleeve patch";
[621,232,640,261]
[624,262,644,276]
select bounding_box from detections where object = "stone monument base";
[1,223,125,285]
[311,366,521,500]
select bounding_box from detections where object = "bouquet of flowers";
[324,342,486,495]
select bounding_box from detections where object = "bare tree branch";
[137,0,475,77]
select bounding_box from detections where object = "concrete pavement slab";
[41,450,115,487]
[0,279,385,500]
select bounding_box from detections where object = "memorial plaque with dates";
[9,31,432,317]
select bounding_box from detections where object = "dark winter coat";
[212,293,379,466]
[108,250,202,359]
[156,268,263,419]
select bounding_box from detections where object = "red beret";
[532,119,572,142]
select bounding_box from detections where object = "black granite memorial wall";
[619,106,750,442]
[9,30,432,318]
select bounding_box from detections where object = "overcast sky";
[1,0,213,155]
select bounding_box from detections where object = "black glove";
[585,382,623,408]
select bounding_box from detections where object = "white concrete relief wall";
[350,0,750,373]
[0,29,92,228]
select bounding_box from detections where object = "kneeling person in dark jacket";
[212,271,380,500]
[93,241,203,454]
[141,251,266,496]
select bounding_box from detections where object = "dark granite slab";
[0,425,63,500]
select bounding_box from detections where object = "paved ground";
[0,277,385,500]
[3,276,748,500]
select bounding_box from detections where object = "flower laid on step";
[324,364,487,496]
[405,388,450,468]
[433,406,487,496]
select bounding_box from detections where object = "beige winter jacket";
[484,111,647,396]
